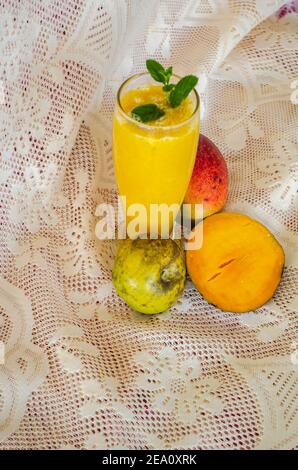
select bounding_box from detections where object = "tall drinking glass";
[113,72,200,236]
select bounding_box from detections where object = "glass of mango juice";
[113,72,200,236]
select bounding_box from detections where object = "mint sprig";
[130,60,198,123]
[131,104,165,123]
[146,59,198,108]
[146,60,172,87]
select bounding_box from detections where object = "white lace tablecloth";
[0,0,297,450]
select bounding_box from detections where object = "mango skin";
[184,134,228,220]
[112,239,186,314]
[186,212,285,313]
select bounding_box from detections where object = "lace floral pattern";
[0,91,51,161]
[256,138,298,210]
[9,163,61,233]
[0,7,40,81]
[0,278,48,441]
[255,13,298,50]
[80,378,134,421]
[7,237,48,269]
[135,348,224,423]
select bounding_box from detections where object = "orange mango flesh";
[186,213,285,313]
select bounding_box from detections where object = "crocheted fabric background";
[0,0,297,450]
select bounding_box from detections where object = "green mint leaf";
[169,75,198,108]
[146,60,173,85]
[163,83,175,92]
[131,104,165,123]
[146,59,167,84]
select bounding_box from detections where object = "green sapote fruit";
[112,238,186,314]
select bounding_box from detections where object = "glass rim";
[116,71,200,131]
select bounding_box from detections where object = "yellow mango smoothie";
[113,72,200,236]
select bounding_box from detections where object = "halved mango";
[186,213,285,313]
